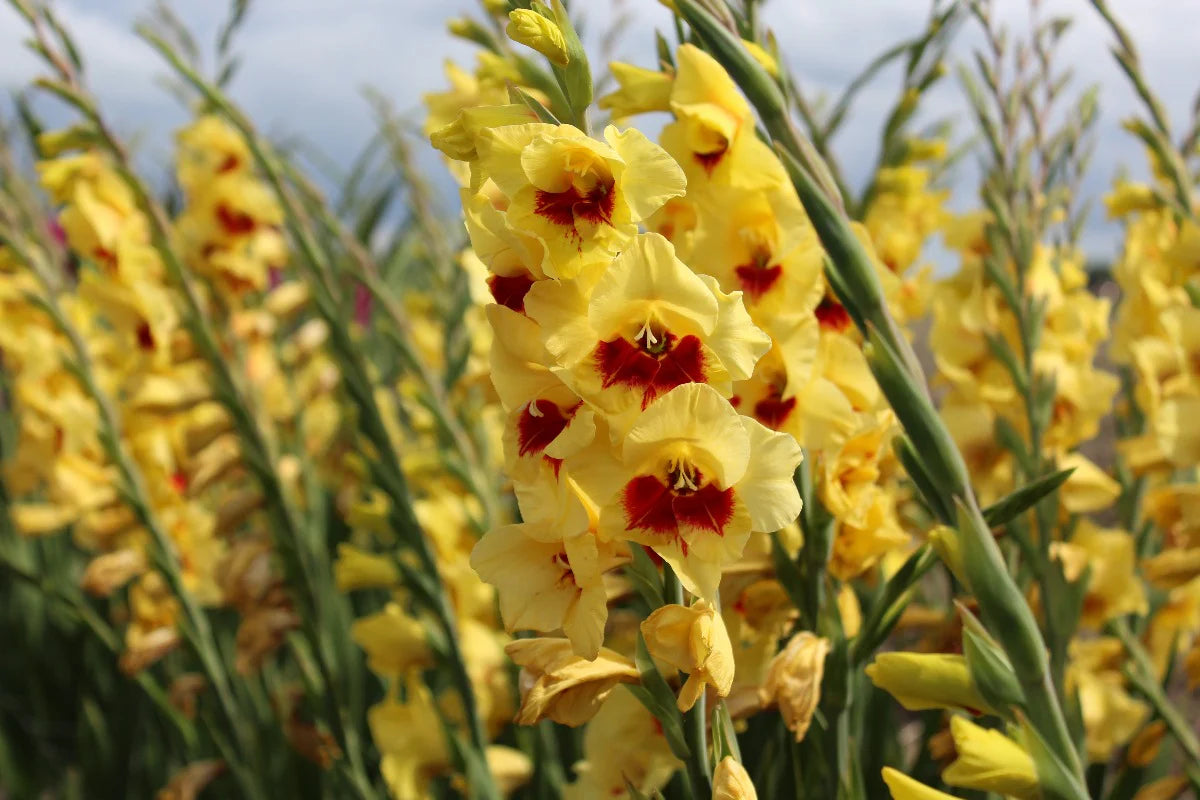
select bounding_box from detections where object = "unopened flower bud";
[866,652,992,715]
[507,8,569,66]
[713,756,757,799]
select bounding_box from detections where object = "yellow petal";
[942,716,1039,799]
[604,125,687,222]
[882,767,959,800]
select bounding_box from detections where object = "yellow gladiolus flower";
[527,232,770,431]
[941,716,1040,799]
[475,123,685,278]
[1059,451,1121,513]
[595,382,803,600]
[563,687,680,798]
[369,678,450,799]
[1104,180,1159,217]
[176,115,252,189]
[598,62,674,121]
[471,521,622,659]
[687,182,823,314]
[430,103,539,163]
[483,746,534,796]
[423,59,511,137]
[1067,521,1148,628]
[1156,393,1200,466]
[350,604,434,677]
[1142,547,1200,590]
[1144,483,1200,548]
[661,45,783,191]
[1068,652,1149,762]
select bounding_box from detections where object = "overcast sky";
[0,0,1195,263]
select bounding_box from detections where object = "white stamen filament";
[636,318,658,346]
[672,460,699,491]
[528,401,544,418]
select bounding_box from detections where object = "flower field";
[1,0,1199,798]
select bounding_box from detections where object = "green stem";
[685,691,711,794]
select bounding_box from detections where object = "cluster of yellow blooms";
[866,173,1199,783]
[1,115,341,678]
[421,6,963,791]
[871,217,1153,776]
[932,219,1119,508]
[421,2,1200,795]
[428,37,822,796]
[1107,177,1200,686]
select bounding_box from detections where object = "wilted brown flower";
[506,638,639,727]
[760,631,829,742]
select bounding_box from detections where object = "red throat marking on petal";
[694,149,726,175]
[487,272,535,313]
[672,483,736,535]
[533,182,615,243]
[516,400,576,458]
[621,471,736,551]
[752,376,796,429]
[136,322,155,351]
[216,204,257,236]
[754,393,796,430]
[815,295,852,332]
[735,262,783,301]
[594,333,707,408]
